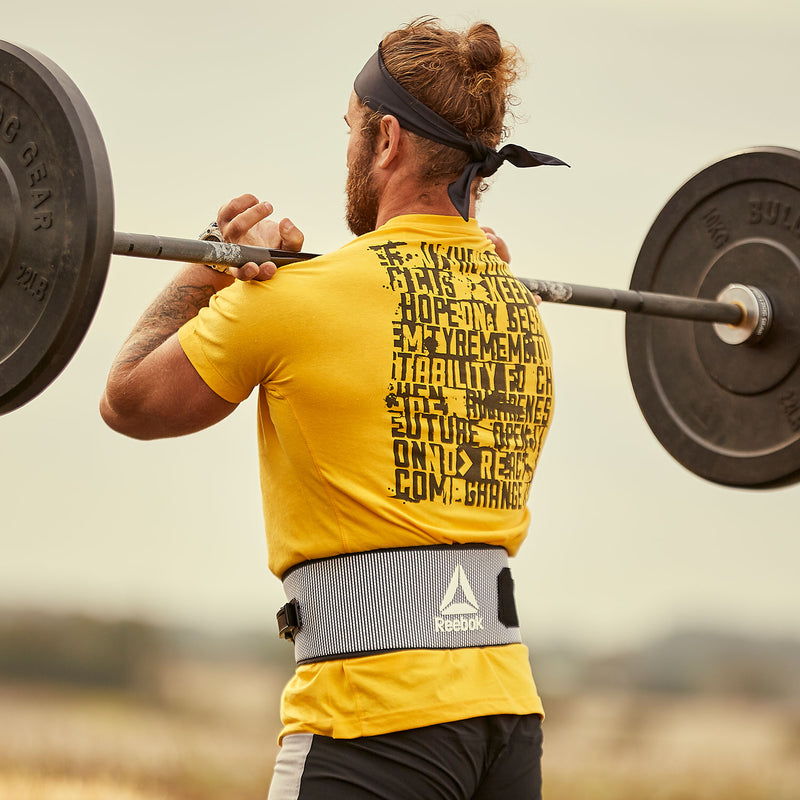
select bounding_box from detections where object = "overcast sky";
[2,0,799,653]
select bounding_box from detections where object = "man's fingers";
[217,193,261,227]
[489,236,511,263]
[221,200,274,242]
[214,195,300,259]
[229,260,278,282]
[278,218,305,252]
[481,225,511,263]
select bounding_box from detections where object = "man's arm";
[99,264,238,439]
[100,196,304,440]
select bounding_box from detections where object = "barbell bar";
[111,229,754,328]
[1,40,799,488]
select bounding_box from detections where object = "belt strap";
[278,545,521,664]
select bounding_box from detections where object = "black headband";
[353,45,568,220]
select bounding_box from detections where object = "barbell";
[1,40,799,489]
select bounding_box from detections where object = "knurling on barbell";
[1,40,798,488]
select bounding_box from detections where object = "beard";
[345,142,381,237]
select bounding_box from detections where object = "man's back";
[179,213,553,580]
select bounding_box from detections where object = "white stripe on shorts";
[267,733,314,800]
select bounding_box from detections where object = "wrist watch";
[198,221,230,274]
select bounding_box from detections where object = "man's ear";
[375,114,403,168]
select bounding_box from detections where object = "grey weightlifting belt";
[277,544,521,664]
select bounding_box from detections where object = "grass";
[0,771,165,800]
[0,660,281,800]
[541,692,800,800]
[1,664,800,799]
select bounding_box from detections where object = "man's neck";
[374,178,476,229]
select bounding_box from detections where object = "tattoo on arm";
[113,281,217,368]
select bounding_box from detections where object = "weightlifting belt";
[277,544,521,664]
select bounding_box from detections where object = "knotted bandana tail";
[353,45,568,220]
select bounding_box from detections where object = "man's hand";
[218,194,305,281]
[481,226,511,263]
[481,225,542,306]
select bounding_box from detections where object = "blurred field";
[542,691,800,800]
[2,672,800,799]
[2,613,800,799]
[0,659,282,800]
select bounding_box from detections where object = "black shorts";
[267,714,543,800]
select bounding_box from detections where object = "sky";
[1,0,799,654]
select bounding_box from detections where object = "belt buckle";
[276,599,302,642]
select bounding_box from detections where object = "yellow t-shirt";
[179,214,554,740]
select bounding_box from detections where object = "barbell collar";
[711,284,773,345]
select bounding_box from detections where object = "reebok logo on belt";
[434,564,484,633]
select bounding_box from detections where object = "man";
[101,17,564,800]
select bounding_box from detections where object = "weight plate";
[0,41,113,415]
[626,147,800,488]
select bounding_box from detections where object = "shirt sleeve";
[178,280,273,404]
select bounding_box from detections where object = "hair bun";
[462,23,505,72]
[379,17,522,145]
